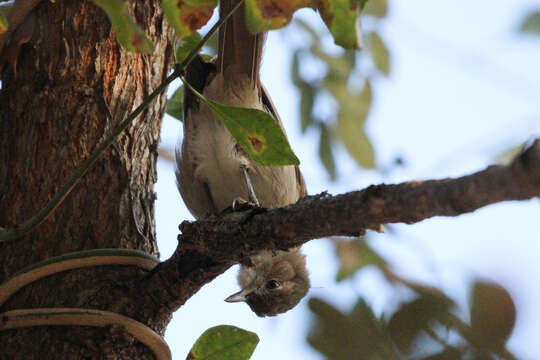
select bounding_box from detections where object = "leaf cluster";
[161,0,378,167]
[307,237,518,360]
[290,0,389,179]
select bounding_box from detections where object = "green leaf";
[204,33,219,56]
[363,0,388,18]
[357,0,370,11]
[0,10,7,34]
[92,0,154,53]
[245,0,312,34]
[369,31,390,75]
[206,102,300,166]
[295,18,320,42]
[318,0,363,49]
[333,237,386,281]
[334,80,375,168]
[162,0,217,39]
[384,270,457,350]
[183,79,300,166]
[166,85,184,121]
[291,51,302,87]
[291,51,317,133]
[318,124,336,180]
[299,84,316,133]
[470,281,516,343]
[187,325,259,360]
[292,51,316,132]
[387,295,455,354]
[308,297,397,359]
[385,270,455,305]
[317,49,356,82]
[175,32,203,64]
[519,11,540,35]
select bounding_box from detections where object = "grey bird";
[175,0,310,316]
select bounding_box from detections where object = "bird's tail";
[217,0,266,88]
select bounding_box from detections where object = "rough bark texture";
[0,0,174,358]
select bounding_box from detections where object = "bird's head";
[225,249,310,317]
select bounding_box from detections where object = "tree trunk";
[0,0,174,358]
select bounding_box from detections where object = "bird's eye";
[266,279,281,290]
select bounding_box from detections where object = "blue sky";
[157,1,540,358]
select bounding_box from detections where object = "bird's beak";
[225,288,251,303]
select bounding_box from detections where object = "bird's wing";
[176,55,219,219]
[261,84,308,198]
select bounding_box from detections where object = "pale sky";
[156,1,540,359]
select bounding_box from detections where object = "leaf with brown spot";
[163,0,217,39]
[245,0,312,34]
[249,135,264,152]
[204,100,300,165]
[183,78,300,166]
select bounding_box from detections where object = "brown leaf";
[308,297,397,359]
[388,295,454,353]
[470,281,516,343]
[245,0,312,33]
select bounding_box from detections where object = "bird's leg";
[241,164,260,207]
[230,164,260,212]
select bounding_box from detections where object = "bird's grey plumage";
[233,249,309,317]
[175,0,309,316]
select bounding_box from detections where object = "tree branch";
[135,139,540,323]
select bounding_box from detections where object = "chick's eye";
[266,279,281,290]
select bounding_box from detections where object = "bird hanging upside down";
[175,0,310,316]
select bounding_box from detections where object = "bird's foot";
[231,197,259,212]
[218,197,267,224]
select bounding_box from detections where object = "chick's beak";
[225,288,252,303]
